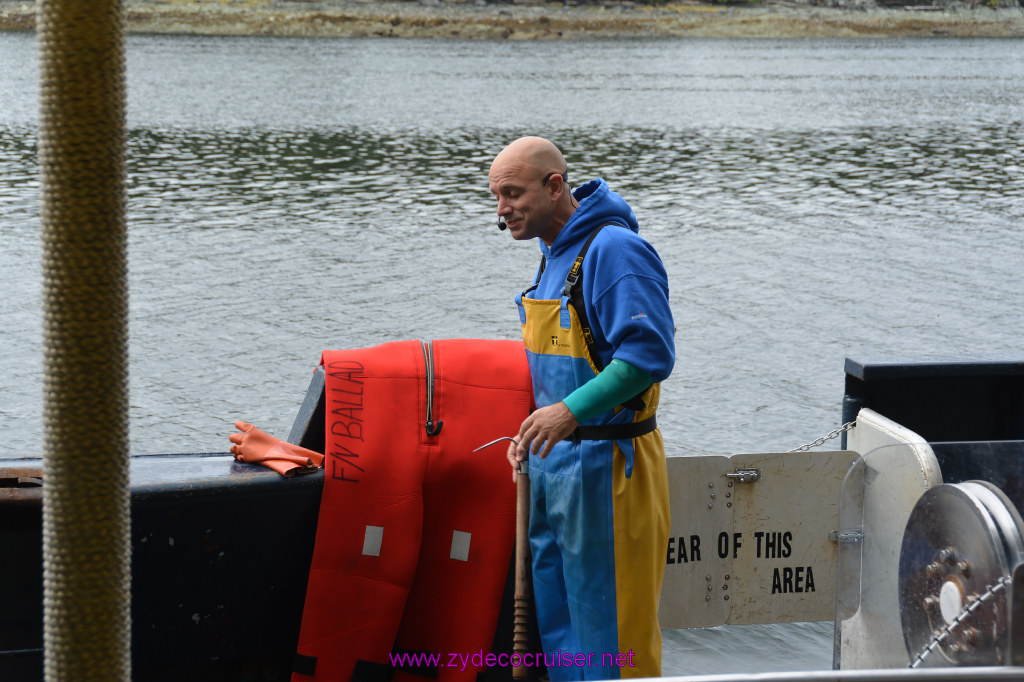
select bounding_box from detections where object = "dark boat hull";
[4,358,1023,680]
[2,454,322,681]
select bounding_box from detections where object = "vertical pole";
[513,461,530,679]
[36,0,132,676]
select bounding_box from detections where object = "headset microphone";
[497,217,507,231]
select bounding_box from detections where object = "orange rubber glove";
[229,420,325,477]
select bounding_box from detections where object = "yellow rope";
[37,0,131,677]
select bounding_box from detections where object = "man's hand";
[516,402,578,461]
[506,440,522,483]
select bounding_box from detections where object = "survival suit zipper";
[421,340,442,437]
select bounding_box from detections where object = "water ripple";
[3,119,1022,458]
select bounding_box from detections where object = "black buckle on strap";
[561,256,585,297]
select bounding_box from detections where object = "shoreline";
[2,0,1023,38]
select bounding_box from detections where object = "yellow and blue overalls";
[516,223,670,681]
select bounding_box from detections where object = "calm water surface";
[1,32,1022,674]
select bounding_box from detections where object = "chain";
[909,576,1011,668]
[788,421,856,452]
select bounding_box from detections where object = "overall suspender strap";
[562,222,648,414]
[520,256,546,298]
[561,223,610,368]
[571,414,657,442]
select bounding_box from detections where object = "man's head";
[488,137,575,246]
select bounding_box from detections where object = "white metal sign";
[659,450,859,629]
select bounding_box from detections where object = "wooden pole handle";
[513,466,530,679]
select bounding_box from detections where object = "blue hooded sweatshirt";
[523,178,675,386]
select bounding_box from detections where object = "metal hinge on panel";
[830,529,864,544]
[724,467,761,484]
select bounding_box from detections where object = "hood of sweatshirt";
[539,178,639,260]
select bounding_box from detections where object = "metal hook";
[473,436,518,452]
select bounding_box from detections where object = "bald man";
[488,137,674,680]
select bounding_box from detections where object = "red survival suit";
[293,339,533,682]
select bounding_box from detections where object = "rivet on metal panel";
[710,492,716,499]
[727,502,732,508]
[722,584,728,591]
[724,595,730,601]
[708,482,714,489]
[707,503,713,509]
[725,575,731,580]
[705,595,711,602]
[705,575,711,581]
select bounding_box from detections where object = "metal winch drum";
[899,480,1024,667]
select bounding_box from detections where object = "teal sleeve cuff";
[562,358,654,423]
